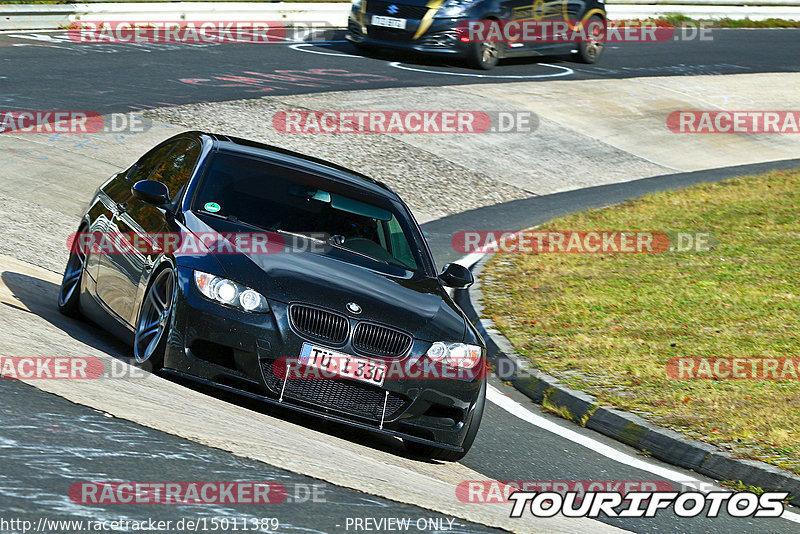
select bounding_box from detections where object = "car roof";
[191,131,402,202]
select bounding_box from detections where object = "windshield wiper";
[196,210,272,233]
[276,229,326,245]
[276,230,388,265]
[197,209,229,221]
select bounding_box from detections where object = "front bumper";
[163,267,485,450]
[346,14,471,56]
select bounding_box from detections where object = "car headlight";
[426,342,482,369]
[434,0,474,18]
[193,271,269,313]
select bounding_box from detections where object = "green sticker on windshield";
[204,202,221,213]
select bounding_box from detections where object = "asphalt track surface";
[1,29,799,113]
[2,28,800,533]
[0,378,500,534]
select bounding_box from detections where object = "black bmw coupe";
[58,131,487,461]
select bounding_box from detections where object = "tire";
[133,266,176,372]
[466,38,500,70]
[58,228,87,317]
[404,379,487,461]
[573,15,605,64]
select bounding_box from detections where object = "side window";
[386,216,417,270]
[149,139,202,202]
[128,143,175,184]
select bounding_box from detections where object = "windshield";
[192,152,422,272]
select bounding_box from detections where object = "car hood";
[179,212,466,343]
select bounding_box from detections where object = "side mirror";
[439,263,474,289]
[132,180,170,207]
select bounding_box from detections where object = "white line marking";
[0,29,68,35]
[389,61,574,79]
[291,26,345,43]
[487,384,800,523]
[288,43,575,81]
[288,42,356,57]
[455,251,486,268]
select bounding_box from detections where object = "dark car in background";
[346,0,607,69]
[58,131,487,461]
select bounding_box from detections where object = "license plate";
[299,343,386,386]
[371,15,407,30]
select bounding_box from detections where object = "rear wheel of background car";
[467,38,499,70]
[573,15,605,64]
[133,266,175,372]
[58,227,87,317]
[403,379,486,461]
